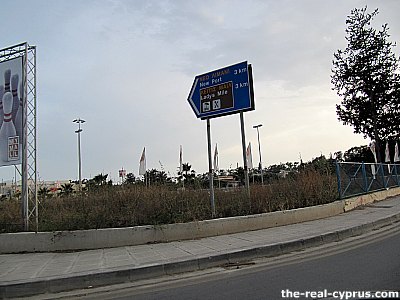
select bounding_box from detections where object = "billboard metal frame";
[0,42,37,231]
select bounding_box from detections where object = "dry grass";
[0,169,338,233]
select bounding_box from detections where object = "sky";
[0,0,399,183]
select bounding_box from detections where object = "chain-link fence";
[335,161,400,199]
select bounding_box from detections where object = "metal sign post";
[206,119,216,217]
[240,112,250,198]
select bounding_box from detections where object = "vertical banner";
[394,142,400,162]
[213,143,219,172]
[246,142,253,169]
[385,142,391,173]
[0,56,23,166]
[369,141,377,178]
[139,147,146,176]
[385,142,390,163]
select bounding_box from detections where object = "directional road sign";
[188,61,254,119]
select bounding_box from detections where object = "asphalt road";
[122,230,400,299]
[47,224,400,300]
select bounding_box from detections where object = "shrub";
[0,169,338,232]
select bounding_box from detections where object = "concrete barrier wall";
[344,186,400,211]
[1,187,399,254]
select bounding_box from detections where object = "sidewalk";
[1,196,400,299]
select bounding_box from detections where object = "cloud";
[0,0,399,181]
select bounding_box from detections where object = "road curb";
[1,211,399,299]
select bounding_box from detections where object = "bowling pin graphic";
[15,82,23,142]
[4,69,11,93]
[11,74,19,123]
[0,85,4,129]
[0,92,17,163]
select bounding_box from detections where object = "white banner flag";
[369,141,377,163]
[369,141,377,178]
[395,142,400,162]
[139,147,146,176]
[246,142,253,169]
[385,142,390,163]
[213,143,219,172]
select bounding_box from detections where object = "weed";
[0,170,337,232]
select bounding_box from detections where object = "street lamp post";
[73,118,85,192]
[253,124,264,185]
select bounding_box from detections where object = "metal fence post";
[380,163,387,189]
[335,160,342,199]
[361,162,368,193]
[395,164,400,186]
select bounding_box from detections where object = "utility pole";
[73,118,85,192]
[253,124,264,185]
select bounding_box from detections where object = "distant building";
[0,180,83,198]
[217,175,241,188]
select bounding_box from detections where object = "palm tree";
[60,183,74,196]
[93,173,108,185]
[182,163,195,186]
[124,173,136,184]
[38,187,50,200]
[182,163,191,176]
[86,173,110,190]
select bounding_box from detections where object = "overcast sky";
[0,0,399,182]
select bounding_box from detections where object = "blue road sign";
[188,61,254,119]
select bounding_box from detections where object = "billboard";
[0,56,23,166]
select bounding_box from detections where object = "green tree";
[124,173,136,184]
[93,173,108,185]
[343,145,375,163]
[182,163,191,176]
[38,187,51,200]
[229,166,245,183]
[331,7,400,162]
[87,173,109,189]
[60,183,74,196]
[146,169,169,185]
[304,156,335,175]
[181,163,195,186]
[334,151,344,162]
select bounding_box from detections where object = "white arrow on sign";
[188,78,200,116]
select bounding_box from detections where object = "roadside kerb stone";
[372,213,400,229]
[254,244,283,258]
[196,254,230,271]
[321,231,340,244]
